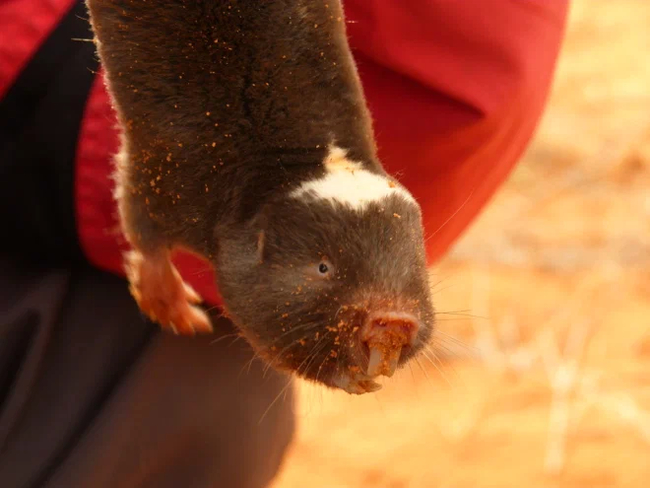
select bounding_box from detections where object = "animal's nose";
[360,312,420,378]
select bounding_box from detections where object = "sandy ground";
[271,1,650,487]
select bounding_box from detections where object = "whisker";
[435,317,480,323]
[238,351,264,379]
[406,362,424,401]
[187,265,214,277]
[283,330,334,381]
[424,189,475,244]
[263,323,325,376]
[271,318,326,342]
[262,322,328,377]
[429,340,462,359]
[436,310,489,320]
[300,333,334,378]
[428,276,450,290]
[263,343,291,377]
[258,332,334,424]
[431,283,460,296]
[258,376,296,425]
[415,356,435,391]
[315,346,336,385]
[426,344,465,386]
[420,347,452,386]
[209,332,241,346]
[228,335,244,347]
[433,331,479,355]
[240,357,256,377]
[203,304,222,315]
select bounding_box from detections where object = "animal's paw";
[125,250,213,335]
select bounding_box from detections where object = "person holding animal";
[0,0,569,486]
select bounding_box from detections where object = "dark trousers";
[0,258,295,488]
[0,2,295,486]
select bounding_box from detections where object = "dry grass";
[271,1,650,487]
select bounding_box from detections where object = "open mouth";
[329,339,417,395]
[260,309,426,395]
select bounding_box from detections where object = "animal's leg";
[114,146,213,335]
[124,249,212,335]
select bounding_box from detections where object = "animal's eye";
[309,257,334,280]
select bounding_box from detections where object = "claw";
[183,282,203,304]
[125,250,213,336]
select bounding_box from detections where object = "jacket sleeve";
[0,0,76,99]
[74,0,570,307]
[343,0,570,263]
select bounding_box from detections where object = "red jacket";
[0,0,569,306]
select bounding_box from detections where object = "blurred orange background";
[272,1,650,486]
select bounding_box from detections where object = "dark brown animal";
[85,0,435,394]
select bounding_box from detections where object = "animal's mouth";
[328,312,422,395]
[253,308,429,395]
[329,348,418,395]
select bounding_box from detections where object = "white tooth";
[386,349,401,378]
[367,346,383,377]
[333,374,350,390]
[360,380,383,392]
[333,375,364,394]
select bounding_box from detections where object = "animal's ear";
[256,230,265,264]
[213,219,264,272]
[249,205,272,265]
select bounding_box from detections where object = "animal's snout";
[360,312,420,378]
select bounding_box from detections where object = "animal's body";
[86,0,435,393]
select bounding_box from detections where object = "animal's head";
[216,147,434,393]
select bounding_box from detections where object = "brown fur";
[85,0,435,392]
[86,0,378,254]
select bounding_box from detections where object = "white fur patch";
[290,146,416,210]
